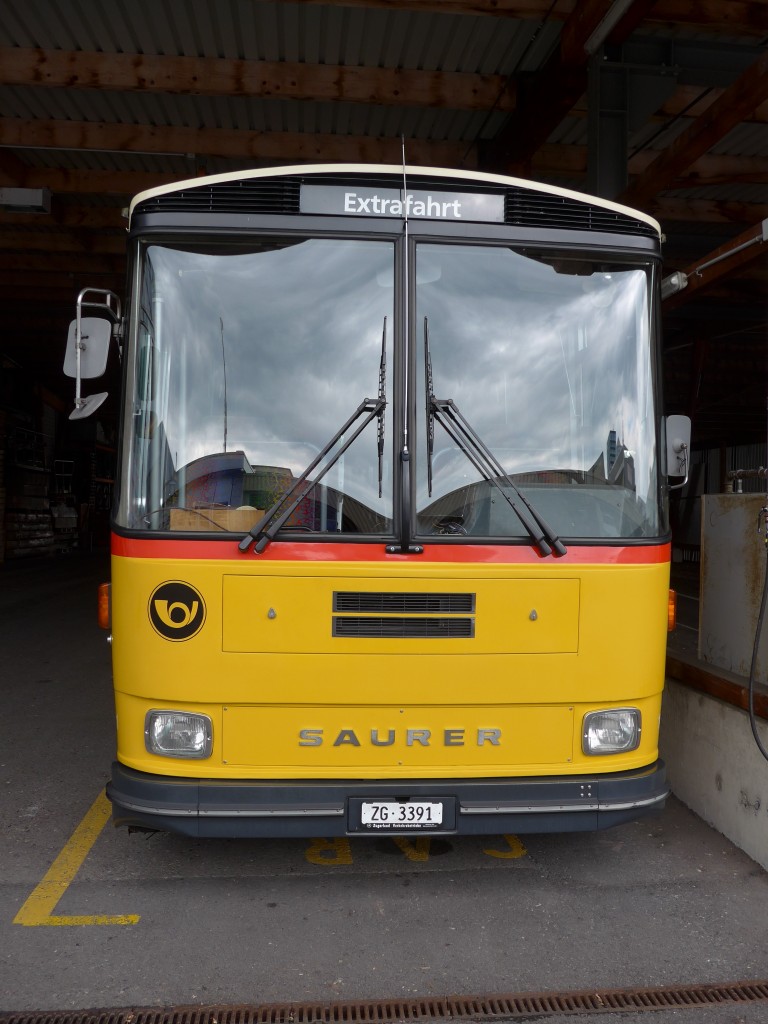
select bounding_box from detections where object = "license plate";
[360,800,443,830]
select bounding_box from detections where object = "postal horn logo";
[149,581,206,641]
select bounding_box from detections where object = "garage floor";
[2,553,768,1021]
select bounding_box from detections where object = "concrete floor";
[2,552,768,1021]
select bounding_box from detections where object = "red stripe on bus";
[111,534,670,565]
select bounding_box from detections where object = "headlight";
[582,708,640,755]
[145,710,212,759]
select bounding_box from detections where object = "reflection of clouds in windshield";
[137,239,657,535]
[146,241,394,511]
[416,245,655,507]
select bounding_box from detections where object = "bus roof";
[129,163,661,238]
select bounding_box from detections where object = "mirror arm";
[667,441,689,491]
[69,288,123,419]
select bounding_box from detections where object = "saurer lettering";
[299,728,502,747]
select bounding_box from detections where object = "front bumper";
[106,760,669,837]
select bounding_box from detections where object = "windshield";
[414,243,661,540]
[117,235,662,543]
[118,238,395,535]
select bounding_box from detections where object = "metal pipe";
[725,467,768,493]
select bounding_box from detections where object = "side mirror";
[665,414,691,490]
[63,288,121,420]
[64,318,111,378]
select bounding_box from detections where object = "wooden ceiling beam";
[569,85,768,125]
[0,206,126,230]
[664,220,768,309]
[0,313,80,331]
[0,154,120,262]
[0,252,122,272]
[653,199,768,225]
[656,86,768,124]
[0,119,476,169]
[0,147,31,186]
[532,142,768,183]
[5,141,767,199]
[620,48,768,208]
[0,46,515,114]
[484,0,658,172]
[2,165,181,197]
[287,1,575,18]
[0,231,125,255]
[0,283,120,304]
[640,0,768,35]
[1,269,124,291]
[292,0,768,35]
[1,142,765,205]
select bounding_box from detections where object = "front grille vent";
[334,592,475,614]
[333,617,474,639]
[134,178,302,216]
[504,190,654,237]
[132,172,657,238]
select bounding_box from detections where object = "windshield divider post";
[386,448,423,555]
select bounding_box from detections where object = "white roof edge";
[129,163,661,237]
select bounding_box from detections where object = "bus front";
[106,166,673,837]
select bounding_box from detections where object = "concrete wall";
[660,679,768,870]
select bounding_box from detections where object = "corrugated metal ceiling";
[0,0,766,445]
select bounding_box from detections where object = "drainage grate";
[4,981,768,1024]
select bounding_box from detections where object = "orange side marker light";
[97,582,111,630]
[668,589,677,632]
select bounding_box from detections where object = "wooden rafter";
[656,85,768,124]
[291,0,768,35]
[0,47,515,114]
[653,199,768,225]
[569,85,768,125]
[664,220,768,309]
[0,147,31,186]
[483,0,659,172]
[0,231,125,255]
[532,143,768,185]
[621,48,768,209]
[0,252,124,273]
[2,143,765,200]
[0,206,126,230]
[0,118,474,169]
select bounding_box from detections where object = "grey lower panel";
[106,761,668,838]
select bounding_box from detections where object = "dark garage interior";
[1,3,768,1017]
[0,0,765,563]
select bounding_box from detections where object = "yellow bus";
[66,164,689,837]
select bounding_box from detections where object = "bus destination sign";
[300,184,505,222]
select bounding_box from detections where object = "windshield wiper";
[424,318,566,558]
[376,317,387,498]
[239,319,387,554]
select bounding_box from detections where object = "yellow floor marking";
[305,836,353,865]
[393,836,431,861]
[483,834,528,859]
[13,789,140,927]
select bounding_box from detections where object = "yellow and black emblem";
[149,581,206,641]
